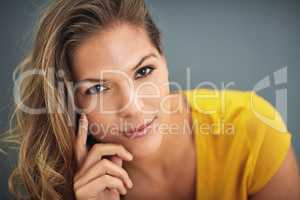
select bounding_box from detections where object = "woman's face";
[71,23,170,158]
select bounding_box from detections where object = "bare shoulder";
[249,145,300,200]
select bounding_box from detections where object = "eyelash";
[135,65,155,79]
[85,65,156,95]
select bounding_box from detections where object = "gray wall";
[1,0,299,199]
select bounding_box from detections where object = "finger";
[111,155,123,167]
[76,143,133,177]
[75,174,127,198]
[74,158,133,190]
[110,188,120,197]
[74,113,88,167]
[110,155,126,196]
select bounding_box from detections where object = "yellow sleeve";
[247,92,292,195]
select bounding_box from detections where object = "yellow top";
[182,88,292,200]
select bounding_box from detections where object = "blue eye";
[85,84,107,95]
[135,66,155,79]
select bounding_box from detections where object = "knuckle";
[74,188,84,200]
[79,117,87,125]
[114,144,127,154]
[100,158,110,166]
[73,182,79,193]
[73,176,81,191]
[116,144,125,150]
[73,174,78,182]
[121,169,128,178]
[89,143,103,155]
[121,147,129,156]
[90,143,101,152]
[102,174,111,182]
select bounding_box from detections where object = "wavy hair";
[4,0,163,199]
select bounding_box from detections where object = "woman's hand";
[73,113,134,200]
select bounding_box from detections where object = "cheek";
[154,67,170,104]
[86,112,117,138]
[156,66,170,96]
[151,69,170,113]
[136,69,170,113]
[75,92,95,112]
[136,84,164,112]
[140,65,169,94]
[87,112,124,144]
[76,93,119,115]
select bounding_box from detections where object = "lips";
[121,116,157,138]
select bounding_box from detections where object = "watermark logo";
[12,65,288,136]
[250,66,288,132]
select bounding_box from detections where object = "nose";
[117,83,143,119]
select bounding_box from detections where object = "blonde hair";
[4,0,163,199]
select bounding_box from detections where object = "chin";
[122,117,164,159]
[127,131,163,159]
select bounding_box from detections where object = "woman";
[6,0,300,199]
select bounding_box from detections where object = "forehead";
[71,23,158,81]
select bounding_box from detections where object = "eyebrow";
[75,52,158,85]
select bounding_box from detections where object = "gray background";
[1,0,299,199]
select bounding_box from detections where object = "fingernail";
[81,113,86,121]
[123,188,127,195]
[128,153,133,160]
[128,179,133,188]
